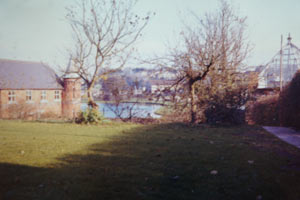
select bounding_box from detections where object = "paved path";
[263,126,300,149]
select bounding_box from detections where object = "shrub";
[204,104,245,125]
[247,94,280,126]
[202,87,249,125]
[76,108,104,124]
[247,70,300,128]
[279,71,300,129]
[40,111,59,119]
[5,100,37,119]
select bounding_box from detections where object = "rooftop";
[0,59,63,90]
[258,34,300,89]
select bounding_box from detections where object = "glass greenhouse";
[258,35,300,89]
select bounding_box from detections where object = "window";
[54,90,60,101]
[8,91,16,103]
[26,90,32,102]
[41,90,47,101]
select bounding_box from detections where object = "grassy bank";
[0,121,300,199]
[154,105,172,116]
[81,98,166,105]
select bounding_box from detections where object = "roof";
[258,35,300,89]
[0,59,63,90]
[64,57,80,79]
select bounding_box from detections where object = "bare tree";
[66,0,151,108]
[157,1,250,123]
[106,90,141,122]
[104,75,144,122]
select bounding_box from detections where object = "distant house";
[92,83,103,97]
[133,85,145,95]
[150,80,175,94]
[0,59,81,119]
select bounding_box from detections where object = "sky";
[0,0,299,71]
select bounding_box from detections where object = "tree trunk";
[87,88,98,109]
[189,83,197,124]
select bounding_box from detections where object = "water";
[81,102,162,118]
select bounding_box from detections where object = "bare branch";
[66,0,152,108]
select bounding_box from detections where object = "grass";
[154,105,172,116]
[0,120,300,200]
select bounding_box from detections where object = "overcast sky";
[0,0,299,70]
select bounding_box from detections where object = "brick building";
[0,59,81,119]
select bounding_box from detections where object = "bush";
[40,111,59,119]
[247,94,280,126]
[247,70,300,129]
[204,104,245,125]
[279,71,300,129]
[5,100,37,119]
[202,87,249,125]
[76,108,104,124]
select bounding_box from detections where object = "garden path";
[263,126,300,149]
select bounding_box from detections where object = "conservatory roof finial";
[287,33,292,44]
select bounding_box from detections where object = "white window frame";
[26,90,33,103]
[54,90,61,101]
[8,90,16,104]
[41,90,47,103]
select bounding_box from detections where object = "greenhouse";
[258,34,300,89]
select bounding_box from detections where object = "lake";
[81,102,162,118]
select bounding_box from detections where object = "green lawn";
[0,120,300,200]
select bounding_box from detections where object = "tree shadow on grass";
[1,123,300,200]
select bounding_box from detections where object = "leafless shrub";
[40,111,60,120]
[105,80,145,122]
[6,100,37,119]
